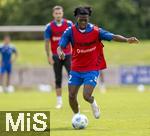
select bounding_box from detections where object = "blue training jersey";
[59,23,114,48]
[0,44,17,64]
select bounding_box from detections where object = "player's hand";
[127,37,139,44]
[48,57,54,65]
[58,51,65,60]
[57,47,65,60]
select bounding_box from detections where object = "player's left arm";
[57,27,72,60]
[113,35,139,43]
[11,46,18,63]
[99,28,139,43]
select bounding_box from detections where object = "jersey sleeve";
[44,23,52,40]
[0,45,2,52]
[99,28,114,41]
[59,27,72,48]
[67,20,73,27]
[11,45,17,53]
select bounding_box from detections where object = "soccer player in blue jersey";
[0,35,18,92]
[44,6,73,109]
[57,6,139,119]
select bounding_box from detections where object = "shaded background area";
[0,0,149,39]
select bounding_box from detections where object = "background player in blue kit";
[0,35,18,92]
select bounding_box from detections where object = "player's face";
[4,37,10,45]
[77,15,89,30]
[53,9,64,22]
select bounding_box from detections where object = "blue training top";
[0,44,17,64]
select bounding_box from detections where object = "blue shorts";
[68,70,100,87]
[0,64,12,74]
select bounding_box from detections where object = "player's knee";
[83,93,90,102]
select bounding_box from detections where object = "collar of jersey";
[75,23,94,33]
[54,19,64,26]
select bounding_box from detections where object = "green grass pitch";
[0,87,150,136]
[0,40,149,135]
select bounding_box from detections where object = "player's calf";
[83,92,94,103]
[83,92,100,119]
[83,87,100,119]
[68,85,80,114]
[69,93,79,114]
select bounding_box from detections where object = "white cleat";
[55,103,62,109]
[5,86,15,93]
[91,100,100,119]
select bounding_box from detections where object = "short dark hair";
[74,6,92,17]
[52,5,63,12]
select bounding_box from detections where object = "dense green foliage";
[0,0,149,39]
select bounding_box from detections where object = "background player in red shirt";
[44,6,72,109]
[57,6,139,118]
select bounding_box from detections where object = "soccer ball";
[72,114,88,129]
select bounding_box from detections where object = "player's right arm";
[44,23,54,65]
[57,27,72,60]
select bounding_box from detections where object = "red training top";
[71,25,106,72]
[50,19,71,55]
